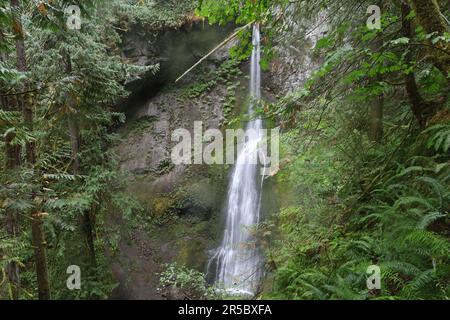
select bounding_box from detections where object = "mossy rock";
[152,196,175,217]
[174,237,210,271]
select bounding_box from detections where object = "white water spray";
[208,24,264,296]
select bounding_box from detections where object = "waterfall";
[208,24,264,296]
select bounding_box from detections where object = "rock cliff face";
[268,12,327,94]
[118,22,235,101]
[110,22,237,300]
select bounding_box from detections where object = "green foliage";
[423,123,450,153]
[114,0,196,30]
[158,263,216,299]
[0,0,160,300]
[1,0,449,301]
[184,79,217,99]
[197,0,281,70]
[251,0,450,300]
[197,0,281,26]
[265,110,450,300]
[179,57,242,122]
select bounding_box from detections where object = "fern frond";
[404,230,450,258]
[416,212,446,230]
[401,269,436,299]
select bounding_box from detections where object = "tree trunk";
[4,130,21,169]
[402,2,433,127]
[11,0,51,300]
[410,0,450,78]
[31,211,51,300]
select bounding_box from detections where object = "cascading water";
[208,24,264,296]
